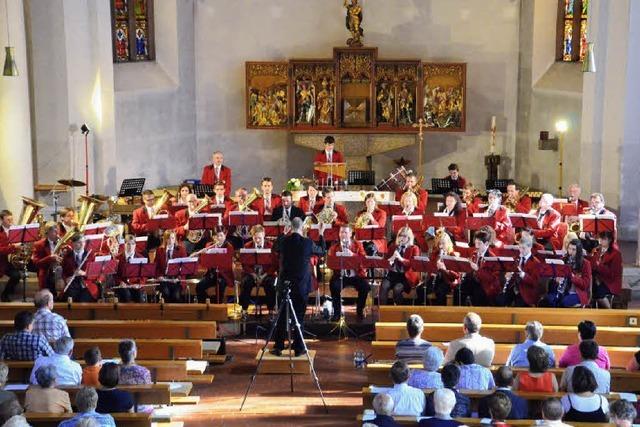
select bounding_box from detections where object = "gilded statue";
[316,79,334,125]
[344,0,364,47]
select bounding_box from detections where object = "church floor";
[174,336,371,426]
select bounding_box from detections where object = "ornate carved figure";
[344,0,364,47]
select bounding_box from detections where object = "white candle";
[491,116,496,129]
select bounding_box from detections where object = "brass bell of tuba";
[77,195,104,229]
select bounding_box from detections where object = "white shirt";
[561,360,611,393]
[48,239,56,253]
[215,165,221,179]
[444,332,496,367]
[30,353,82,386]
[561,393,608,415]
[325,150,333,162]
[386,383,426,416]
[215,197,225,205]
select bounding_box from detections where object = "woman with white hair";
[418,388,462,427]
[24,365,72,414]
[408,346,444,389]
[58,387,115,427]
[531,193,562,250]
[485,189,514,245]
[380,226,420,305]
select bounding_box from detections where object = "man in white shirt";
[444,312,495,367]
[29,336,82,386]
[32,289,70,342]
[385,360,425,416]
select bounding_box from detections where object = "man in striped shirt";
[395,314,431,363]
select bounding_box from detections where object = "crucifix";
[412,118,425,170]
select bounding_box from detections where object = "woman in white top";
[560,366,608,423]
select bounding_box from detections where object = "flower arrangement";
[285,178,303,192]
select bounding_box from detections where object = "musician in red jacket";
[0,210,20,302]
[567,183,589,213]
[460,230,500,306]
[354,193,387,255]
[443,163,467,194]
[426,230,461,306]
[209,181,233,215]
[201,151,232,196]
[155,230,188,303]
[313,188,348,226]
[591,231,623,308]
[496,234,541,307]
[462,183,483,216]
[195,226,236,303]
[298,182,323,215]
[175,193,210,254]
[395,172,428,212]
[380,226,420,305]
[250,177,282,221]
[486,190,514,245]
[504,182,532,214]
[328,225,369,321]
[239,225,277,316]
[545,238,592,307]
[130,189,161,252]
[114,234,147,303]
[440,192,467,243]
[31,223,64,293]
[61,234,98,302]
[313,136,344,185]
[532,193,562,249]
[57,207,77,237]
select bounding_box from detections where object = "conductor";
[271,217,325,357]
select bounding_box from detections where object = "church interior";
[1,0,640,426]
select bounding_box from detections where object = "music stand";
[118,178,145,197]
[579,214,616,235]
[326,253,362,340]
[134,236,148,253]
[486,179,510,192]
[533,249,565,261]
[193,184,215,198]
[199,248,234,304]
[123,261,156,280]
[442,255,474,306]
[423,214,457,230]
[166,257,199,303]
[147,214,177,232]
[82,222,111,235]
[466,215,497,231]
[208,203,227,215]
[8,224,40,302]
[410,256,438,305]
[263,221,285,238]
[378,201,402,217]
[308,225,339,242]
[494,245,520,259]
[391,215,424,233]
[228,211,260,227]
[361,255,390,323]
[539,260,571,278]
[454,242,473,258]
[84,234,104,253]
[354,226,385,242]
[189,213,221,230]
[508,213,539,229]
[239,248,276,317]
[483,256,518,273]
[86,256,119,301]
[348,170,375,186]
[431,178,453,195]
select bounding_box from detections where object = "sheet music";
[94,255,112,262]
[554,198,568,203]
[229,211,258,216]
[85,234,102,242]
[168,257,197,264]
[442,254,470,263]
[454,241,469,248]
[83,222,112,231]
[239,248,271,254]
[129,257,149,264]
[433,212,448,217]
[204,247,227,254]
[135,236,148,242]
[472,213,490,218]
[484,256,515,262]
[392,215,422,221]
[413,255,430,262]
[152,214,169,220]
[545,258,565,265]
[8,223,39,231]
[508,213,537,219]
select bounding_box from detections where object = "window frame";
[556,0,587,63]
[110,0,156,63]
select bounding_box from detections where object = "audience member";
[96,362,134,414]
[558,320,610,369]
[0,362,16,406]
[24,365,72,414]
[0,311,53,360]
[478,367,527,419]
[74,419,100,427]
[425,364,471,418]
[454,347,495,391]
[386,360,426,416]
[395,315,431,363]
[485,392,512,426]
[609,399,637,427]
[366,393,401,427]
[31,289,70,341]
[444,312,495,367]
[560,366,609,423]
[117,340,151,385]
[537,397,573,427]
[505,321,555,368]
[82,346,103,386]
[0,398,24,425]
[559,340,610,393]
[625,350,640,372]
[1,414,30,427]
[513,345,558,392]
[29,336,82,386]
[418,388,462,427]
[409,346,444,389]
[58,387,116,427]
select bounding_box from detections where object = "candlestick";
[490,116,497,154]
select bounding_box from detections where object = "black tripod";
[239,283,328,413]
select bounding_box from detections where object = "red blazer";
[592,247,623,296]
[250,195,282,221]
[516,255,542,306]
[386,243,421,287]
[203,241,235,287]
[443,209,467,242]
[131,206,152,235]
[355,208,387,254]
[313,204,349,226]
[465,196,484,216]
[116,251,147,286]
[209,197,234,215]
[434,251,460,290]
[174,209,191,240]
[32,239,62,290]
[201,164,232,196]
[395,189,429,213]
[571,198,590,213]
[505,196,532,214]
[532,208,562,248]
[155,244,188,277]
[0,228,17,276]
[313,150,344,182]
[490,206,514,245]
[472,248,501,301]
[62,249,99,299]
[568,259,592,306]
[298,196,323,214]
[241,240,277,276]
[328,240,366,278]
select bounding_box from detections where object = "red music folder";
[379,201,402,217]
[165,257,199,277]
[410,255,437,273]
[198,247,233,270]
[466,215,496,231]
[539,259,572,278]
[494,245,520,259]
[354,225,385,241]
[391,215,424,233]
[208,204,227,215]
[508,213,539,229]
[553,201,578,218]
[85,256,118,279]
[308,224,339,241]
[579,214,616,233]
[263,221,285,238]
[135,236,148,253]
[239,248,276,267]
[123,260,156,279]
[7,224,40,244]
[423,214,457,229]
[189,213,222,230]
[454,242,473,258]
[361,255,390,269]
[147,214,178,231]
[84,234,104,253]
[533,249,565,261]
[442,255,473,274]
[228,211,260,227]
[326,254,362,271]
[483,256,519,273]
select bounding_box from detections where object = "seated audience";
[560,366,609,423]
[0,398,24,425]
[0,311,53,360]
[425,364,471,418]
[444,312,495,367]
[386,360,426,416]
[419,388,462,427]
[29,336,82,386]
[82,346,103,386]
[366,393,401,427]
[478,367,527,420]
[2,414,30,427]
[454,347,495,391]
[0,362,16,406]
[505,321,555,368]
[58,387,116,427]
[625,350,640,372]
[409,346,444,389]
[395,314,431,363]
[485,391,512,427]
[513,345,558,392]
[559,340,610,394]
[96,362,134,413]
[537,397,573,427]
[31,289,70,341]
[117,339,151,385]
[609,399,637,427]
[24,365,72,414]
[558,320,610,369]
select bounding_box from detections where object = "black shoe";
[269,348,282,357]
[294,349,307,357]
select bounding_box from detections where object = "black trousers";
[495,285,527,307]
[196,269,229,303]
[329,274,370,316]
[63,280,97,303]
[1,263,21,301]
[273,290,307,352]
[416,273,450,306]
[458,275,489,306]
[240,274,276,311]
[158,281,183,303]
[380,271,409,305]
[114,286,145,303]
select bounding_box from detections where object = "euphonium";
[77,195,104,229]
[187,196,212,244]
[9,196,47,267]
[151,189,173,217]
[238,188,261,212]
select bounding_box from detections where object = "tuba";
[187,196,212,244]
[9,197,47,267]
[77,195,104,229]
[238,188,261,212]
[151,189,173,217]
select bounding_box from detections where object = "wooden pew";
[365,363,640,392]
[378,306,640,327]
[72,338,203,360]
[375,322,640,347]
[357,415,614,427]
[0,302,228,321]
[370,341,637,369]
[26,412,151,427]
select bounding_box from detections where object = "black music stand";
[442,255,474,306]
[486,179,510,193]
[193,184,215,198]
[431,178,453,195]
[199,249,234,304]
[239,249,276,317]
[8,225,40,302]
[165,258,199,303]
[326,253,361,340]
[348,170,375,186]
[410,256,438,305]
[118,178,145,197]
[86,257,119,301]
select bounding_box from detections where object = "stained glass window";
[111,0,154,63]
[557,0,588,62]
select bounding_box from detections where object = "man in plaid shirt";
[0,311,54,360]
[32,289,70,341]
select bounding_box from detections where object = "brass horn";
[17,196,46,225]
[77,195,104,229]
[152,189,174,216]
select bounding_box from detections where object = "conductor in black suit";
[271,217,325,357]
[271,191,306,223]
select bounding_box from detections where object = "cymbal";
[58,179,86,187]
